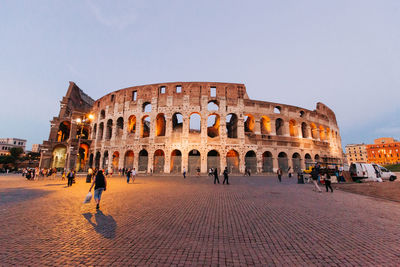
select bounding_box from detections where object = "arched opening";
[170,150,182,173]
[98,122,104,140]
[305,153,312,168]
[138,149,148,172]
[207,114,220,138]
[153,149,165,173]
[274,106,281,114]
[275,118,284,136]
[76,126,89,140]
[319,125,326,141]
[102,151,109,169]
[189,113,201,134]
[207,150,220,172]
[300,111,305,117]
[314,154,320,163]
[261,116,271,135]
[301,122,308,138]
[124,150,134,169]
[207,100,219,111]
[143,102,152,112]
[76,143,89,171]
[57,121,70,142]
[155,113,166,137]
[311,123,318,139]
[292,153,301,173]
[89,153,94,168]
[95,151,101,169]
[141,115,150,138]
[278,152,288,172]
[188,149,201,174]
[245,150,257,174]
[106,119,113,140]
[244,114,255,133]
[226,150,240,173]
[51,145,67,169]
[128,115,136,134]
[112,151,120,171]
[116,117,124,137]
[226,113,238,138]
[172,113,183,133]
[289,119,297,137]
[262,151,273,173]
[100,110,105,119]
[92,123,97,139]
[326,127,331,139]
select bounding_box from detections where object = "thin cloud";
[86,0,137,30]
[374,126,400,137]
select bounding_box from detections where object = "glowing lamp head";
[76,118,82,124]
[88,114,94,120]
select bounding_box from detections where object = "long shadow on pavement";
[82,210,117,239]
[0,188,51,206]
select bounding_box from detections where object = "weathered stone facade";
[41,81,343,174]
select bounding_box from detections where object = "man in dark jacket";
[223,167,229,185]
[214,168,220,184]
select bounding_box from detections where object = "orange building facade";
[366,138,400,165]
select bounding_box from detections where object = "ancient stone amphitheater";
[40,81,343,174]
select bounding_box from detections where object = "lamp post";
[74,114,94,172]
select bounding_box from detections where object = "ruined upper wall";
[92,82,247,112]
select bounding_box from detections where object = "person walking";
[324,170,333,193]
[126,168,131,183]
[213,168,220,184]
[223,167,229,185]
[183,167,186,179]
[131,168,136,183]
[67,170,74,187]
[311,167,322,193]
[277,168,283,182]
[89,170,107,210]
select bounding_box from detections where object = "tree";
[9,147,24,159]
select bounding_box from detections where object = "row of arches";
[88,149,322,174]
[92,113,339,142]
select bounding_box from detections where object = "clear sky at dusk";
[1,0,399,150]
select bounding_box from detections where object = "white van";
[349,163,397,182]
[372,164,397,181]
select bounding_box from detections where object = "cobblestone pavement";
[1,174,400,266]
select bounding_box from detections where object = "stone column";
[270,119,276,135]
[164,150,171,173]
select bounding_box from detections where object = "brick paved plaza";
[1,174,399,266]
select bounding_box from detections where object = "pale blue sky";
[1,0,400,150]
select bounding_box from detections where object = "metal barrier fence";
[188,156,201,174]
[262,157,273,172]
[226,157,240,173]
[245,157,257,173]
[170,156,182,173]
[207,156,220,172]
[292,158,301,173]
[278,158,288,172]
[153,156,165,173]
[138,156,148,172]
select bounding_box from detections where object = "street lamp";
[75,114,94,172]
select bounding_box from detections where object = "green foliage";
[0,155,15,164]
[9,147,24,159]
[384,164,400,172]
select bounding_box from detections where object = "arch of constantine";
[40,81,343,174]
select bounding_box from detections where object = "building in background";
[31,144,42,153]
[366,138,400,165]
[345,144,367,164]
[0,138,27,156]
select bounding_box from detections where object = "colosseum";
[40,81,343,174]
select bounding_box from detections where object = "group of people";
[125,168,137,183]
[23,167,58,180]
